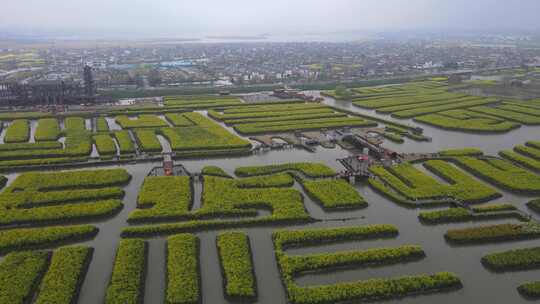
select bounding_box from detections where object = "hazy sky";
[1,0,540,37]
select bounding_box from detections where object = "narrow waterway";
[311,90,540,155]
[0,103,539,304]
[54,141,540,304]
[28,119,37,143]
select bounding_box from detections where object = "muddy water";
[1,102,540,303]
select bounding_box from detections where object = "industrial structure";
[0,65,104,106]
[337,132,401,182]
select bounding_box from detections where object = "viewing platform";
[147,153,190,176]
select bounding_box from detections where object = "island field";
[0,79,540,304]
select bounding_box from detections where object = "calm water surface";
[2,97,540,304]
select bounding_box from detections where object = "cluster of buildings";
[1,35,540,91]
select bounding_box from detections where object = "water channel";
[1,96,540,304]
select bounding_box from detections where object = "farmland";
[348,81,540,133]
[0,87,537,304]
[299,178,367,210]
[414,109,521,133]
[4,119,30,143]
[482,247,540,271]
[164,96,243,109]
[273,225,461,304]
[0,107,257,168]
[451,156,540,194]
[208,103,376,134]
[122,172,313,236]
[34,118,61,141]
[158,112,251,152]
[445,223,540,244]
[368,160,500,203]
[500,141,540,171]
[216,232,257,300]
[115,115,169,129]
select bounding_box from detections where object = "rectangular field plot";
[452,156,540,194]
[93,134,117,156]
[105,239,147,304]
[113,130,136,155]
[0,250,50,303]
[34,246,93,304]
[369,160,500,204]
[123,162,340,236]
[216,232,257,300]
[347,81,536,135]
[299,178,367,210]
[414,109,520,133]
[4,119,30,143]
[498,103,540,117]
[391,98,497,119]
[234,162,337,178]
[418,204,526,225]
[353,92,466,109]
[123,175,311,235]
[158,112,251,152]
[345,81,447,101]
[233,117,374,134]
[134,129,162,153]
[445,223,540,244]
[164,113,195,127]
[164,96,243,109]
[499,141,540,172]
[500,150,540,171]
[211,103,331,119]
[503,100,540,111]
[166,234,200,304]
[482,246,540,272]
[0,225,98,255]
[518,281,540,298]
[209,103,376,134]
[469,106,540,125]
[124,112,251,155]
[96,117,110,132]
[273,225,461,304]
[375,95,481,114]
[128,175,192,222]
[34,118,61,141]
[0,116,93,169]
[115,115,169,129]
[0,169,129,253]
[0,246,93,304]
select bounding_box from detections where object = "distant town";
[2,1,540,303]
[2,33,540,98]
